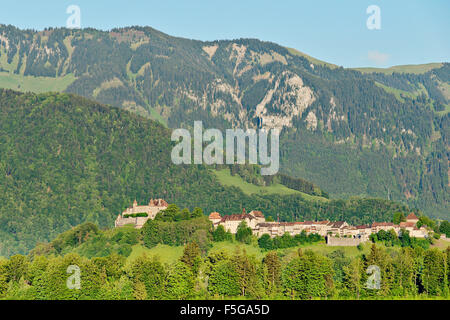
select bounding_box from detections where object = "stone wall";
[327,236,363,246]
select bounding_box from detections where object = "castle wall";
[115,199,168,229]
[327,236,363,246]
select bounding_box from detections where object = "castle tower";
[133,199,137,208]
[209,212,222,225]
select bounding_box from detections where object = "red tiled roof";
[250,210,265,218]
[279,222,305,226]
[221,214,255,222]
[209,212,221,219]
[330,221,346,228]
[406,213,418,220]
[257,222,279,228]
[149,198,168,207]
[372,222,395,227]
[400,221,416,228]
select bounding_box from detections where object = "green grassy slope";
[0,72,75,93]
[126,241,401,267]
[213,169,328,201]
[286,47,339,69]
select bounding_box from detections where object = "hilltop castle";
[114,198,168,229]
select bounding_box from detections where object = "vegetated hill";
[0,89,413,256]
[0,25,448,218]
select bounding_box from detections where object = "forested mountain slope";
[0,24,448,218]
[0,89,412,256]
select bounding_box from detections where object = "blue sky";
[0,0,448,68]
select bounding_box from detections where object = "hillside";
[0,25,448,218]
[0,89,415,256]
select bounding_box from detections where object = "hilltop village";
[208,209,429,245]
[114,198,433,245]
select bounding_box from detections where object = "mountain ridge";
[0,24,448,219]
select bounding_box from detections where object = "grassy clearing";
[0,72,76,93]
[208,241,265,260]
[374,81,427,103]
[213,169,328,201]
[431,238,450,249]
[375,81,449,116]
[126,244,185,265]
[127,242,265,266]
[286,47,338,69]
[126,241,387,266]
[353,63,443,75]
[92,77,124,98]
[0,48,19,72]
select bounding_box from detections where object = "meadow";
[213,169,328,201]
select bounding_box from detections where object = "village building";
[399,221,428,238]
[326,221,349,236]
[409,226,428,238]
[208,212,222,225]
[371,222,400,234]
[274,222,305,237]
[254,222,281,238]
[406,212,419,224]
[398,213,429,238]
[211,209,266,234]
[354,225,372,241]
[208,209,429,244]
[114,198,169,229]
[312,220,331,236]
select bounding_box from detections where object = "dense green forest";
[0,215,449,300]
[0,24,448,218]
[0,89,423,257]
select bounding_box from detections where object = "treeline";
[142,216,212,251]
[370,229,431,250]
[258,232,323,250]
[1,243,449,300]
[29,223,140,259]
